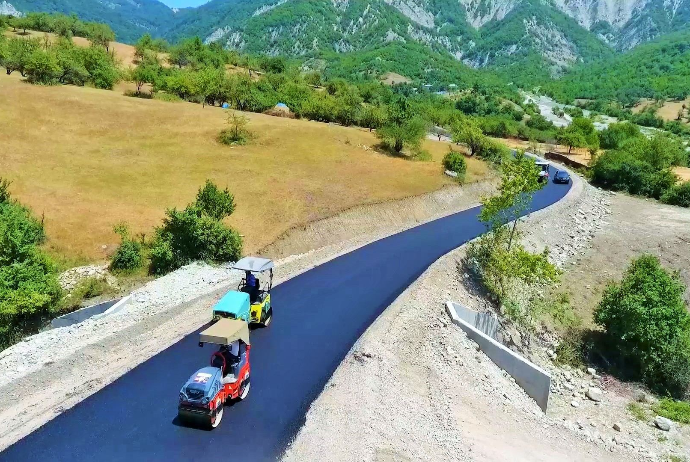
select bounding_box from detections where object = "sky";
[159,0,209,8]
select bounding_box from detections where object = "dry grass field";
[0,72,491,263]
[633,98,690,122]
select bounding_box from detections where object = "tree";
[594,255,690,397]
[376,97,426,153]
[3,37,40,76]
[87,23,115,52]
[25,48,61,85]
[556,127,587,154]
[479,151,544,249]
[451,118,485,157]
[130,53,161,94]
[194,180,236,220]
[148,181,242,275]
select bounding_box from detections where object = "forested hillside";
[3,0,174,42]
[546,29,690,104]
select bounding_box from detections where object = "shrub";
[110,223,143,272]
[0,182,62,348]
[60,277,110,312]
[194,180,236,220]
[661,182,690,208]
[149,181,242,275]
[443,149,467,176]
[594,255,690,398]
[591,150,677,199]
[526,113,555,131]
[626,402,648,422]
[599,122,642,150]
[654,399,690,424]
[218,110,251,146]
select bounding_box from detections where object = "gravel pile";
[0,262,239,388]
[58,264,112,291]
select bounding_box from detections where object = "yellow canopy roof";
[200,318,250,345]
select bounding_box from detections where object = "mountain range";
[4,0,690,83]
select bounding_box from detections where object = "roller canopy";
[200,319,250,345]
[233,257,274,272]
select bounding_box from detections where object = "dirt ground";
[285,174,690,461]
[561,193,690,324]
[0,72,492,263]
[633,98,690,122]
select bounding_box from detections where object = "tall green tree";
[479,151,544,249]
[376,97,426,153]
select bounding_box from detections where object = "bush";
[149,181,242,275]
[594,255,690,398]
[654,399,690,424]
[443,149,467,176]
[526,113,555,131]
[60,277,110,312]
[661,182,690,207]
[194,180,235,220]
[0,182,62,349]
[110,223,143,272]
[218,111,251,146]
[591,150,677,199]
[599,122,642,150]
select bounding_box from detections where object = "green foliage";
[0,179,62,349]
[468,153,556,306]
[25,47,61,85]
[599,122,642,149]
[61,277,111,312]
[443,149,467,177]
[1,36,40,76]
[376,97,426,153]
[479,152,543,231]
[526,113,555,131]
[149,181,242,275]
[556,117,598,154]
[110,223,143,273]
[661,182,690,208]
[591,135,684,200]
[547,28,690,104]
[5,4,172,43]
[218,111,251,146]
[129,52,162,93]
[594,255,690,398]
[466,226,560,304]
[626,402,649,422]
[194,180,236,221]
[654,399,690,424]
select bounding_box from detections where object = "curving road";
[0,180,571,462]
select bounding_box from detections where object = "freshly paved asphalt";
[0,180,570,462]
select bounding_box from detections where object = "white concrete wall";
[446,301,551,411]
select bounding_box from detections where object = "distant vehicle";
[536,161,550,183]
[211,257,274,327]
[178,319,251,429]
[552,170,571,184]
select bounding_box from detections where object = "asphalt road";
[0,179,571,462]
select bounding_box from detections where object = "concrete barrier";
[51,296,131,329]
[446,301,551,411]
[449,301,500,339]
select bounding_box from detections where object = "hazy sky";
[159,0,209,8]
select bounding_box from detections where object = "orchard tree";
[376,96,426,153]
[88,23,115,52]
[452,118,487,156]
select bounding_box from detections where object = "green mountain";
[546,28,690,104]
[3,0,175,42]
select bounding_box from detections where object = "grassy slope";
[0,72,491,262]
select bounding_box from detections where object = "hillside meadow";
[0,72,491,263]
